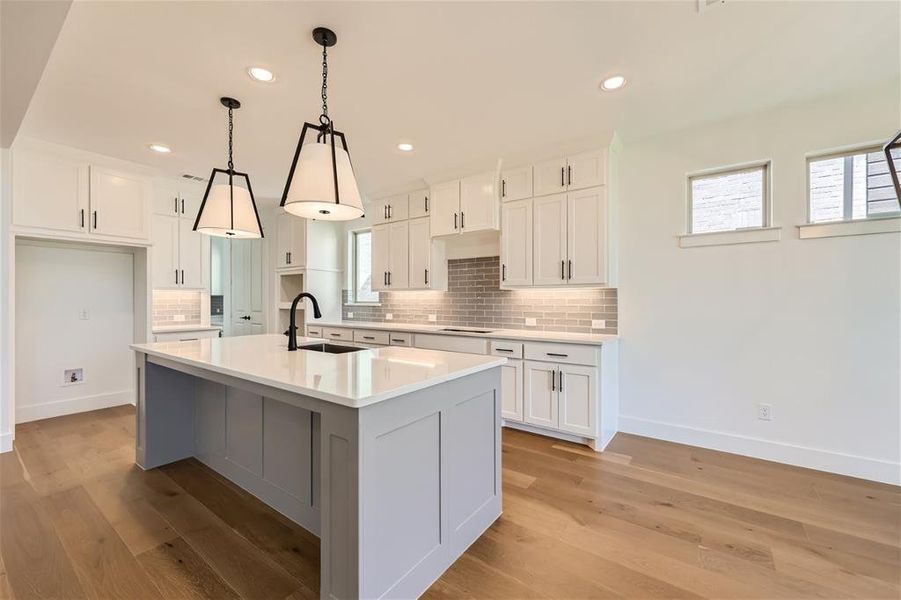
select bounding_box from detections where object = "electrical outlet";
[63,368,84,386]
[757,403,773,421]
[173,314,186,322]
[591,319,606,330]
[428,314,437,322]
[525,317,537,326]
[385,313,393,320]
[79,308,90,320]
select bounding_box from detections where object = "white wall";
[15,241,135,422]
[0,149,11,451]
[617,81,901,484]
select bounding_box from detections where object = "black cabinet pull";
[454,213,458,229]
[546,352,568,358]
[93,211,98,229]
[174,197,178,213]
[424,268,429,285]
[568,259,572,280]
[330,332,341,337]
[425,196,429,212]
[495,348,513,353]
[383,271,387,285]
[560,166,565,187]
[363,336,375,340]
[80,209,85,228]
[461,212,465,229]
[551,369,556,391]
[502,179,506,197]
[181,198,185,214]
[502,264,506,281]
[559,370,565,392]
[388,271,391,286]
[175,269,179,285]
[388,204,392,219]
[181,269,185,284]
[567,165,572,186]
[391,338,405,343]
[561,260,565,279]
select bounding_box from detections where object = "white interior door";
[500,199,532,287]
[558,364,597,436]
[230,239,264,336]
[523,361,558,429]
[532,194,567,286]
[89,166,150,239]
[429,180,460,237]
[151,214,179,288]
[370,223,390,291]
[388,220,409,289]
[500,359,524,422]
[566,187,606,285]
[408,217,431,289]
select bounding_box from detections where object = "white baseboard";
[0,432,12,453]
[619,415,900,486]
[16,389,135,424]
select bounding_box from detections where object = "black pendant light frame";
[193,96,265,237]
[279,27,357,213]
[883,129,901,209]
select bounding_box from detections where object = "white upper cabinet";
[500,199,532,287]
[408,217,431,289]
[387,220,409,289]
[89,166,151,240]
[566,187,606,285]
[567,149,606,190]
[179,217,204,288]
[370,223,392,291]
[407,188,430,219]
[532,194,568,286]
[459,171,499,233]
[429,180,460,237]
[12,149,89,235]
[150,181,209,289]
[151,213,180,288]
[371,194,409,224]
[501,166,533,202]
[533,150,607,197]
[533,157,567,197]
[276,212,306,269]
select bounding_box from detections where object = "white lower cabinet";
[500,359,524,422]
[522,360,598,437]
[523,361,558,428]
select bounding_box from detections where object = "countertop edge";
[310,321,618,345]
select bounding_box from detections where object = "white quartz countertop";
[313,321,618,345]
[131,334,505,408]
[152,324,222,333]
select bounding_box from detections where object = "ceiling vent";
[180,173,208,183]
[697,0,725,12]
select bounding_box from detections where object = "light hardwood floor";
[1,405,898,599]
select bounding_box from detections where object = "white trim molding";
[0,432,12,453]
[16,389,135,424]
[619,415,901,485]
[798,217,901,240]
[678,226,782,248]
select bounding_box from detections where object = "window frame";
[686,160,772,235]
[348,227,379,305]
[805,142,900,225]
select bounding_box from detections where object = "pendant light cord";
[320,43,330,127]
[227,105,235,172]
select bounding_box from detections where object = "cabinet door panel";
[429,180,460,237]
[371,197,390,225]
[153,184,180,216]
[567,187,606,285]
[500,199,532,287]
[532,194,567,286]
[408,217,431,289]
[179,217,204,288]
[371,223,390,291]
[460,171,498,232]
[533,158,567,197]
[501,166,532,202]
[151,214,179,288]
[12,149,89,234]
[523,361,558,429]
[276,212,293,269]
[90,166,150,240]
[385,194,408,221]
[500,359,524,422]
[567,150,606,190]
[407,188,430,219]
[558,364,597,437]
[388,220,409,289]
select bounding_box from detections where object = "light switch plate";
[428,314,437,322]
[525,317,537,326]
[385,313,393,320]
[79,308,89,320]
[591,319,606,329]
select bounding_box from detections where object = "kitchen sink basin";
[299,343,363,354]
[440,328,494,334]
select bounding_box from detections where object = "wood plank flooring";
[1,405,898,599]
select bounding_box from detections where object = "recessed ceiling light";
[397,142,414,152]
[600,75,626,91]
[248,66,275,82]
[148,144,172,154]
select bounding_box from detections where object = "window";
[351,229,378,303]
[808,147,900,223]
[689,164,768,234]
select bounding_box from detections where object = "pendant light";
[193,97,264,238]
[280,27,364,221]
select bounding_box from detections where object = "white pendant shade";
[283,142,364,221]
[195,183,262,238]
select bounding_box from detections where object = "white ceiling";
[17,1,900,203]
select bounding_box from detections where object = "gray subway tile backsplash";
[342,256,617,334]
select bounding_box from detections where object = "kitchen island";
[131,334,505,600]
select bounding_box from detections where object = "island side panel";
[136,354,196,469]
[355,367,502,600]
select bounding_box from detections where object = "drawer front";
[322,327,353,341]
[490,340,523,359]
[523,341,598,366]
[306,325,323,337]
[413,334,489,355]
[388,332,412,346]
[353,329,390,345]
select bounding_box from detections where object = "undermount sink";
[299,343,363,354]
[440,328,494,334]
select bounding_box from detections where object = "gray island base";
[133,340,502,600]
